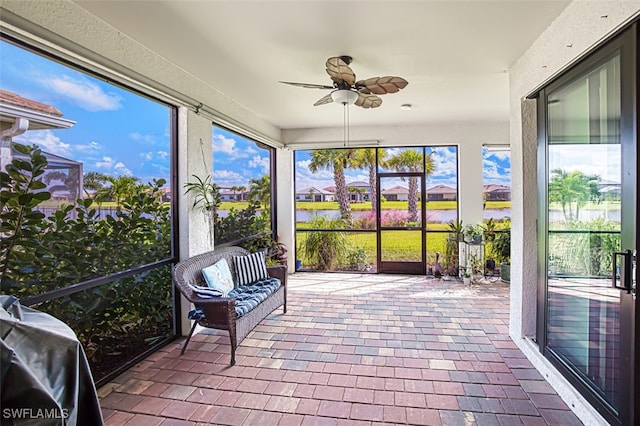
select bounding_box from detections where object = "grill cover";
[0,295,103,425]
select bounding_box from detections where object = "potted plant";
[347,246,367,271]
[463,270,471,285]
[483,218,497,241]
[448,219,464,242]
[463,224,484,244]
[494,228,511,282]
[184,174,219,246]
[241,233,288,266]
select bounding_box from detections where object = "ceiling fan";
[280,56,408,109]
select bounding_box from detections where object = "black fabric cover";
[0,295,103,425]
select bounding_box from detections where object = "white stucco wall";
[509,2,639,425]
[275,148,296,273]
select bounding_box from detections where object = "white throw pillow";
[201,258,234,297]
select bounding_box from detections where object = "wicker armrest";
[267,265,286,284]
[267,265,287,313]
[194,297,236,325]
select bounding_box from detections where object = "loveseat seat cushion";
[187,277,281,321]
[228,277,281,317]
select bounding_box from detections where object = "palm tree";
[43,168,84,202]
[237,185,247,201]
[348,186,366,202]
[348,148,386,214]
[307,187,317,202]
[385,149,434,222]
[95,175,141,206]
[248,175,270,208]
[549,169,600,221]
[309,149,352,223]
[230,185,240,201]
[83,171,110,198]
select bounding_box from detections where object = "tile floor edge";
[514,336,608,426]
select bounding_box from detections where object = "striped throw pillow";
[188,283,223,298]
[233,252,268,286]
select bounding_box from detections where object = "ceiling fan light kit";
[331,89,358,105]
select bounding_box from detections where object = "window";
[294,146,459,275]
[482,145,511,222]
[211,125,274,246]
[0,37,176,384]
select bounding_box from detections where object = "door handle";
[612,250,632,293]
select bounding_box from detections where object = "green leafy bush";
[299,214,348,270]
[1,143,173,383]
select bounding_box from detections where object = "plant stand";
[460,240,484,278]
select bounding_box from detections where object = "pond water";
[294,209,511,223]
[217,207,620,223]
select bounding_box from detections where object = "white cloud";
[482,159,502,179]
[95,156,115,169]
[15,130,71,157]
[431,154,457,178]
[213,134,242,158]
[487,151,511,161]
[549,144,620,183]
[74,141,103,152]
[213,169,245,186]
[295,159,334,189]
[41,75,122,111]
[249,155,270,174]
[129,132,161,145]
[140,150,169,162]
[114,162,133,176]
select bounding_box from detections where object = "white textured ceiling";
[74,0,570,130]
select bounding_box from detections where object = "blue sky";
[1,40,511,190]
[1,40,171,184]
[212,127,271,189]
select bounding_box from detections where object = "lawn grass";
[294,200,511,211]
[218,200,512,212]
[295,229,451,268]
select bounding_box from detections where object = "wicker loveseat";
[172,246,287,365]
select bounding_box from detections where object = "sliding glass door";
[537,25,637,425]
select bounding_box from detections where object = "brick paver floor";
[99,273,583,425]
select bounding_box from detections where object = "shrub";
[1,143,173,383]
[299,214,348,270]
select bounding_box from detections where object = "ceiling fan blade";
[313,93,334,106]
[279,81,334,90]
[325,57,356,87]
[355,93,382,109]
[356,76,409,95]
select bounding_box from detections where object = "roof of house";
[0,90,75,131]
[483,184,511,193]
[381,185,409,195]
[297,186,333,195]
[0,90,64,117]
[13,147,81,168]
[346,181,369,188]
[426,184,456,194]
[220,188,249,195]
